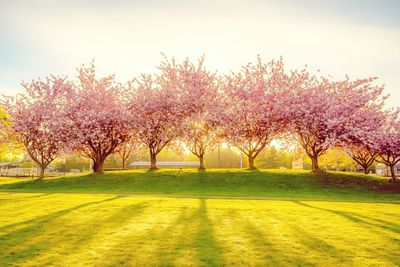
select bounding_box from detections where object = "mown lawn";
[0,192,399,266]
[1,169,400,266]
[0,169,399,201]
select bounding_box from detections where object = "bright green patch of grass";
[0,169,399,201]
[0,177,26,185]
[0,192,399,266]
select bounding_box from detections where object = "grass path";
[1,192,400,266]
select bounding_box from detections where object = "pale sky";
[0,0,399,107]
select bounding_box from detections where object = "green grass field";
[1,169,400,266]
[1,169,399,201]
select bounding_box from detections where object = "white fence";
[0,168,77,177]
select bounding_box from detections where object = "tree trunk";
[248,155,255,169]
[93,157,105,174]
[38,166,46,179]
[363,166,369,174]
[122,158,126,170]
[311,155,319,172]
[389,165,397,182]
[149,152,158,171]
[199,154,205,170]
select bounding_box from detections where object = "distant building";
[375,163,400,176]
[0,162,21,168]
[130,161,200,169]
[292,158,304,170]
[0,162,21,175]
[0,162,24,176]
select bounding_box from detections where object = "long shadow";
[192,199,223,266]
[231,210,314,266]
[148,199,224,265]
[70,201,150,246]
[284,217,352,265]
[94,202,187,266]
[0,195,122,242]
[108,198,224,266]
[143,207,197,265]
[18,201,151,265]
[293,201,400,234]
[0,196,129,263]
[151,199,223,266]
[345,211,400,230]
[194,171,217,190]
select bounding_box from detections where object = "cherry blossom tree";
[2,77,73,178]
[176,57,223,170]
[374,112,400,182]
[68,62,132,174]
[182,115,223,170]
[115,140,140,170]
[342,103,385,174]
[3,54,394,178]
[222,58,288,169]
[345,146,378,174]
[288,74,386,172]
[130,72,187,170]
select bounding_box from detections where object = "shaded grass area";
[0,169,399,201]
[0,192,399,266]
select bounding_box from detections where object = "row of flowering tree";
[2,56,399,181]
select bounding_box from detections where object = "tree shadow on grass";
[0,195,122,233]
[293,201,400,234]
[146,198,223,266]
[192,199,223,266]
[89,202,191,265]
[315,171,400,193]
[282,216,352,265]
[0,195,124,264]
[151,198,223,266]
[34,201,152,265]
[106,198,224,266]
[230,210,314,266]
[63,201,150,246]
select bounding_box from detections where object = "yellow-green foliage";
[1,192,399,266]
[319,148,355,170]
